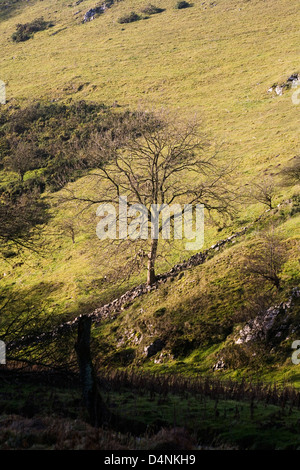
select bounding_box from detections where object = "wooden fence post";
[75,315,109,427]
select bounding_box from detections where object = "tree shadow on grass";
[0,281,65,343]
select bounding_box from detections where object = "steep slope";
[1,0,299,168]
[89,201,300,385]
[0,0,299,383]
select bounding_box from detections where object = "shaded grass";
[1,369,300,449]
[106,389,300,449]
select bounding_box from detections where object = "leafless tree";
[0,189,49,255]
[4,139,39,181]
[56,218,77,244]
[242,227,287,290]
[248,176,277,209]
[63,111,236,285]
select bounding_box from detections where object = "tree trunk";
[147,238,158,285]
[75,315,109,427]
[74,315,148,435]
[273,275,281,290]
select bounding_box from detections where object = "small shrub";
[12,17,54,43]
[291,195,300,216]
[141,4,165,15]
[11,28,31,43]
[154,307,166,318]
[2,250,17,259]
[117,11,141,24]
[175,1,191,9]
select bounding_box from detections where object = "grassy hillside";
[1,0,299,162]
[0,0,299,387]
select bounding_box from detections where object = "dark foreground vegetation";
[0,100,143,192]
[1,367,300,450]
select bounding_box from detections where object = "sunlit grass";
[0,0,299,383]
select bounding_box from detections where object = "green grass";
[89,203,300,384]
[0,0,299,387]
